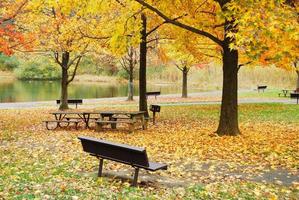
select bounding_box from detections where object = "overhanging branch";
[134,0,223,46]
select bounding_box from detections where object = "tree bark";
[139,13,149,117]
[296,70,299,92]
[59,52,70,110]
[128,68,134,101]
[182,67,188,98]
[216,43,240,136]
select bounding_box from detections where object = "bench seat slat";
[146,162,168,171]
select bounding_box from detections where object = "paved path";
[82,160,299,188]
[0,90,296,109]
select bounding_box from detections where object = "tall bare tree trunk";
[216,42,240,136]
[59,52,70,110]
[182,67,188,98]
[296,70,299,92]
[139,13,149,117]
[128,68,134,101]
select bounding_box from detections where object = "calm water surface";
[0,80,202,103]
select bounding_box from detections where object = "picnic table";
[95,111,147,132]
[279,89,295,97]
[49,111,99,129]
[46,111,147,131]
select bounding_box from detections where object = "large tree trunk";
[139,13,149,117]
[182,67,188,98]
[59,52,70,110]
[128,68,134,101]
[296,70,299,92]
[216,43,240,136]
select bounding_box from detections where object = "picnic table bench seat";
[43,119,81,130]
[95,120,135,132]
[78,136,167,186]
[65,116,100,121]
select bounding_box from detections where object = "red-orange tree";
[0,0,31,55]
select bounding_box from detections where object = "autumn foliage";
[0,0,32,55]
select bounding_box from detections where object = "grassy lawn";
[0,103,298,199]
[238,89,295,99]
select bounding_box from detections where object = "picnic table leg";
[98,158,104,177]
[128,123,135,133]
[55,114,62,128]
[45,121,58,130]
[95,122,103,132]
[152,111,156,125]
[84,113,90,129]
[109,115,117,129]
[141,115,147,130]
[132,167,139,187]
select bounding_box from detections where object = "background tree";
[160,28,214,98]
[19,1,100,110]
[119,47,138,101]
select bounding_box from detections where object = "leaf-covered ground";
[0,103,298,199]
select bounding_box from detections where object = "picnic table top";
[50,111,146,115]
[282,89,295,92]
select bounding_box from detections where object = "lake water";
[0,80,200,103]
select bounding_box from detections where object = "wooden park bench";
[146,91,161,99]
[78,136,168,186]
[257,85,267,93]
[290,93,299,104]
[43,119,81,130]
[56,99,83,109]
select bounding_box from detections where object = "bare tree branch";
[67,56,82,84]
[237,61,252,71]
[54,52,62,66]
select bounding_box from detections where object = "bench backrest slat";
[56,99,83,104]
[78,136,149,167]
[257,86,267,89]
[290,93,299,98]
[146,91,161,96]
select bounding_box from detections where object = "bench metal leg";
[132,167,139,187]
[98,159,104,177]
